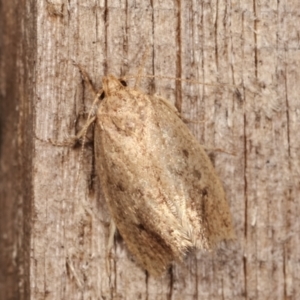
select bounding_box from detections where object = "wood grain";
[1,0,300,299]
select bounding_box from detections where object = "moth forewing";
[93,75,234,277]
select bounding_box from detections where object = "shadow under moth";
[77,74,234,277]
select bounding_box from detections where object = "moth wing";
[95,87,233,276]
[150,95,235,248]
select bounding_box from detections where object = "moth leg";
[66,254,84,289]
[74,116,96,141]
[34,115,96,148]
[36,63,101,147]
[72,64,104,171]
[106,220,117,286]
[73,62,103,135]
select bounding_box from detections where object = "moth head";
[102,75,126,96]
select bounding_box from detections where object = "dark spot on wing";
[138,223,146,231]
[116,182,125,192]
[119,79,127,87]
[193,169,202,179]
[202,187,208,197]
[182,149,189,158]
[100,91,105,100]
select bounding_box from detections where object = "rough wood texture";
[1,0,300,299]
[0,1,34,299]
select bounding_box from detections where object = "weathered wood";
[1,0,300,299]
[0,1,35,299]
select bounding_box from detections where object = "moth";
[78,74,234,277]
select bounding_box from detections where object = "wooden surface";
[1,0,300,299]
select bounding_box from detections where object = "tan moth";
[76,72,234,277]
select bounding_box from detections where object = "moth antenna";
[75,91,102,185]
[73,61,99,95]
[124,74,238,89]
[73,62,104,185]
[133,47,151,88]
